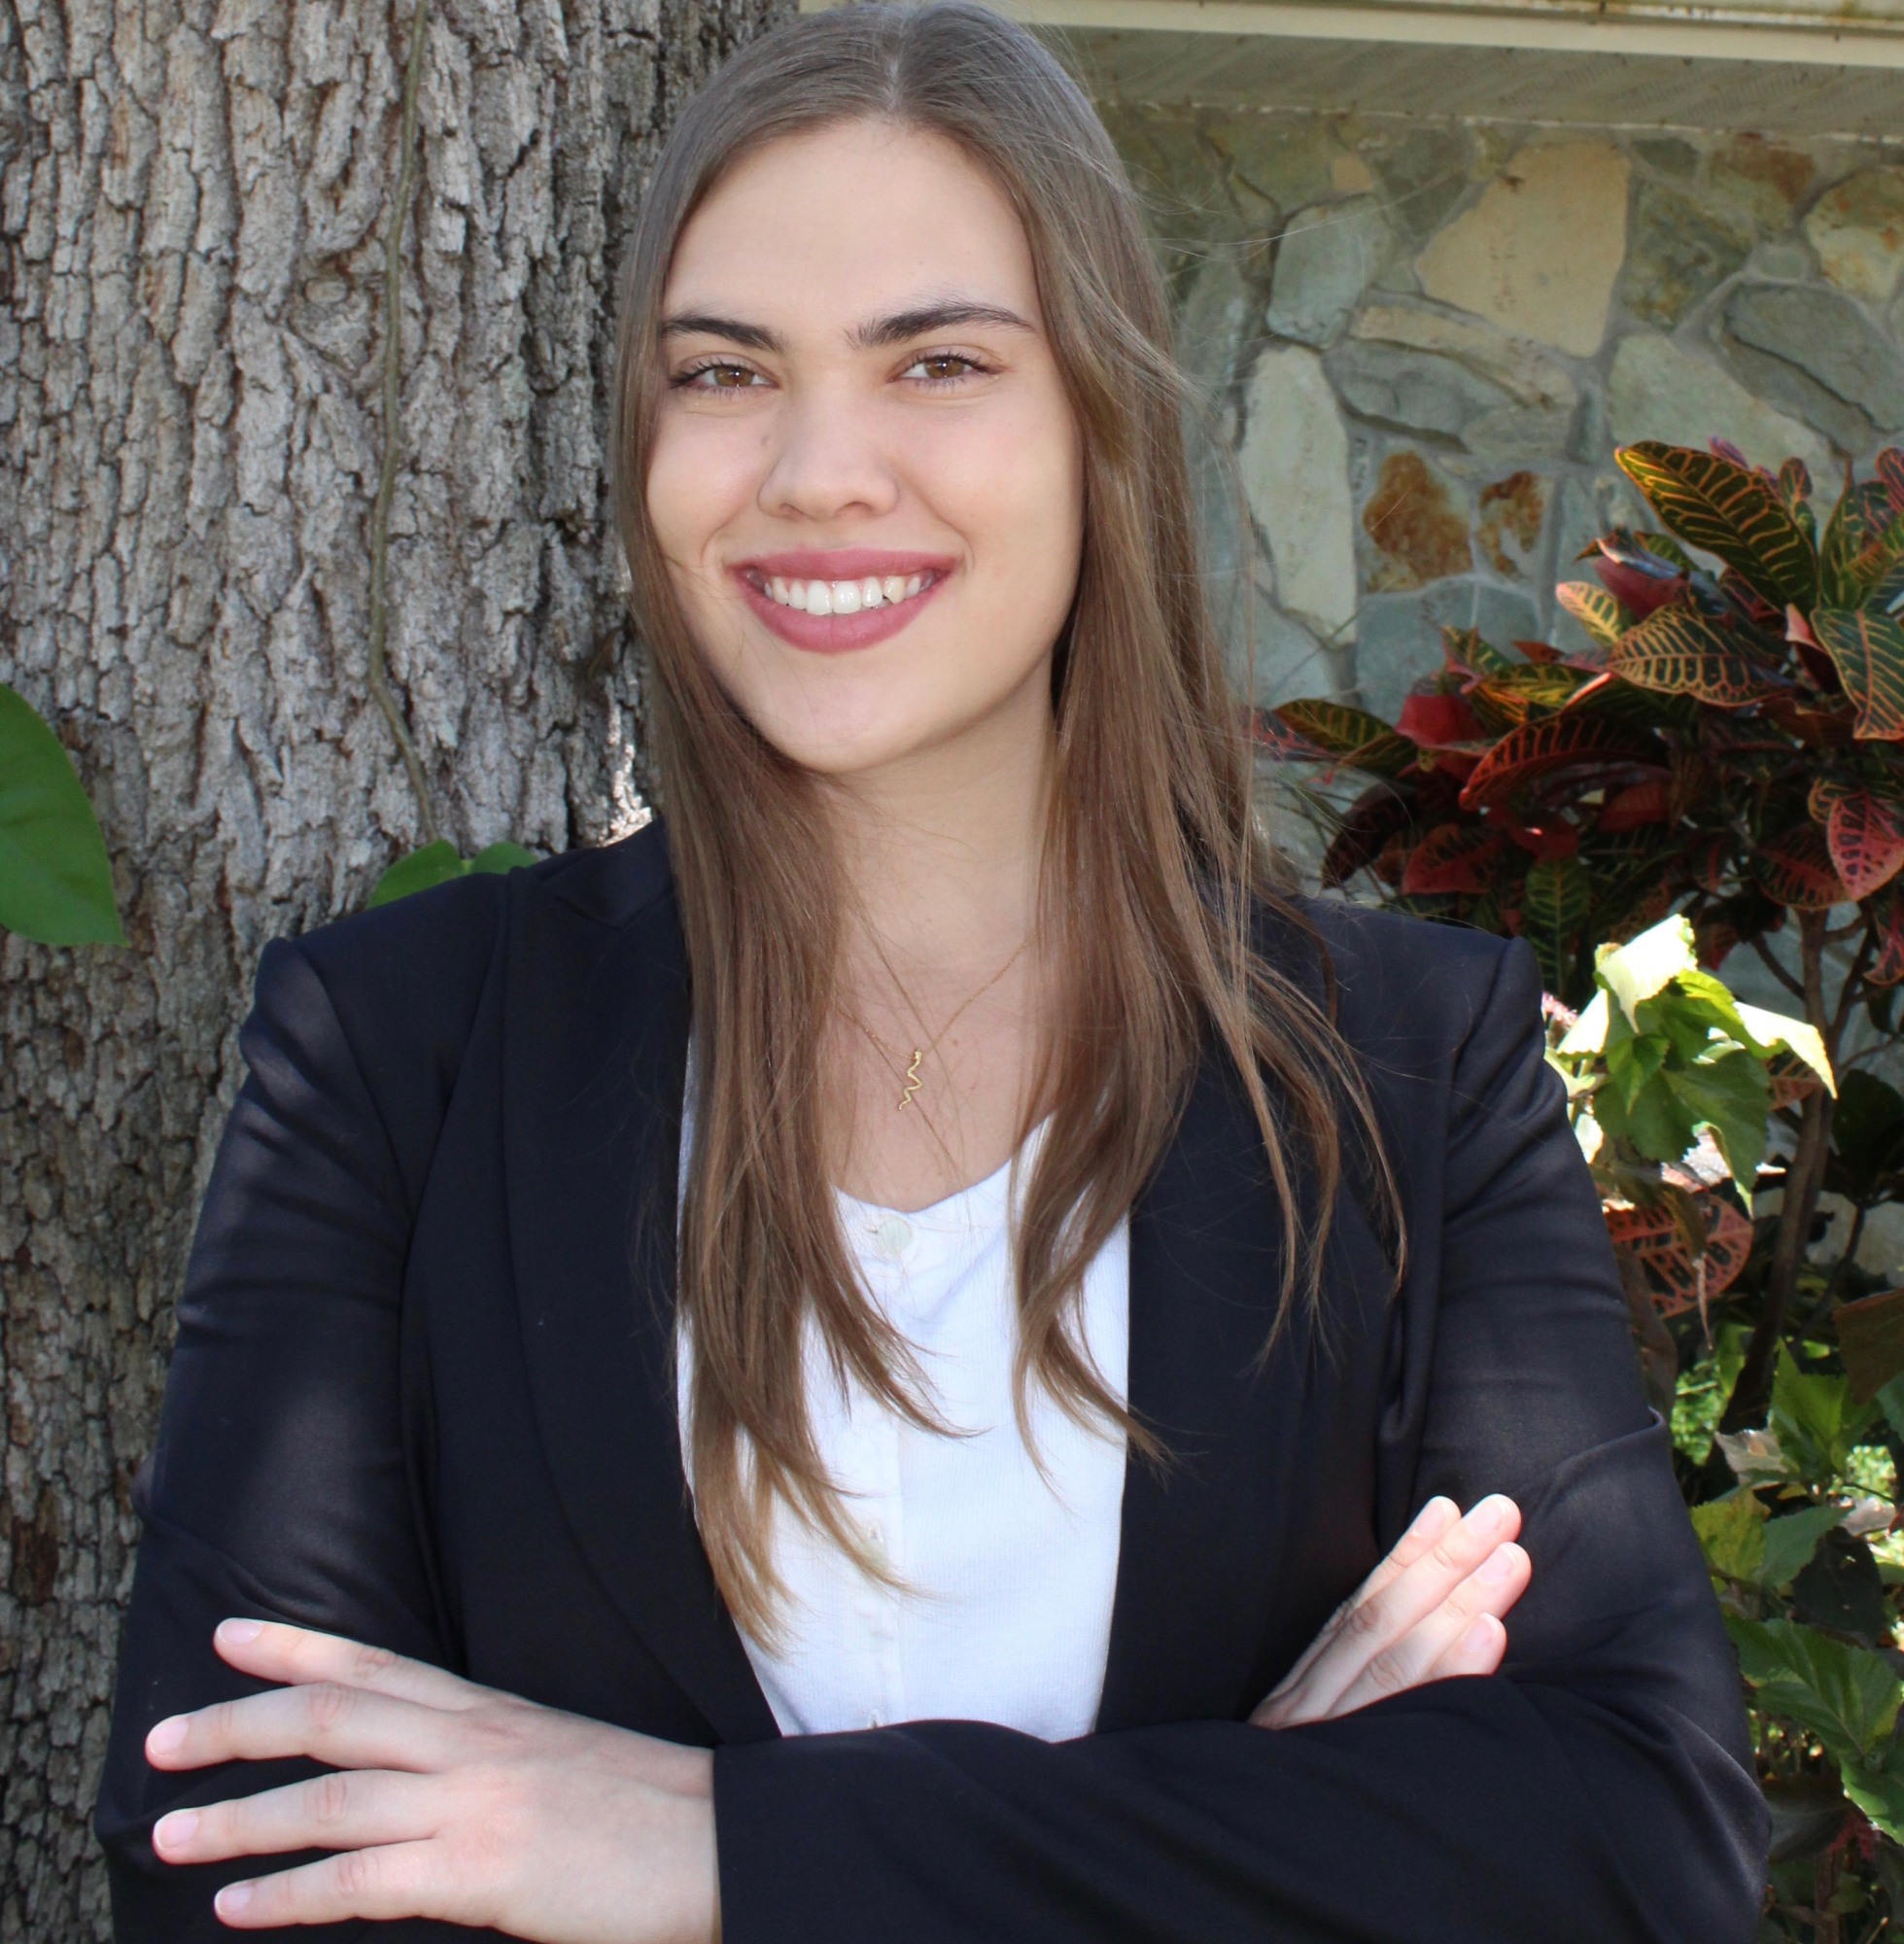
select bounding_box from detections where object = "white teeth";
[755,571,936,612]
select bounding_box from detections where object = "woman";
[95,5,1767,1937]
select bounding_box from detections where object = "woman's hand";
[145,1619,718,1942]
[1252,1493,1530,1728]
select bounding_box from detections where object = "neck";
[823,677,1055,985]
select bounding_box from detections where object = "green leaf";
[1663,1049,1772,1186]
[1725,1614,1904,1764]
[368,840,469,908]
[467,841,538,876]
[1693,1491,1767,1584]
[1814,607,1904,741]
[1617,441,1818,608]
[0,684,126,947]
[368,838,538,908]
[1761,1505,1848,1592]
[1770,1347,1879,1486]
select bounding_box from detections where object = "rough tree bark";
[0,0,785,1929]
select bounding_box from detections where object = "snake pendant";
[898,1048,924,1110]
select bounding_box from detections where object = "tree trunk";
[0,0,784,1928]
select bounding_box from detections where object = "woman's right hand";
[1251,1494,1530,1729]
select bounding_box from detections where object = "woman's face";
[646,119,1086,781]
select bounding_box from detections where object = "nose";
[757,391,900,524]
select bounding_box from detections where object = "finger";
[1264,1497,1461,1701]
[1331,1539,1531,1717]
[145,1681,457,1776]
[154,1769,435,1865]
[1281,1495,1521,1719]
[212,1620,478,1713]
[1427,1611,1508,1683]
[210,1840,447,1929]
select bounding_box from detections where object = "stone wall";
[1098,102,1904,728]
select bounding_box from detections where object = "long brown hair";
[611,0,1397,1640]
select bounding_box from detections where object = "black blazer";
[96,818,1767,1941]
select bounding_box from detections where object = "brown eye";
[905,353,983,385]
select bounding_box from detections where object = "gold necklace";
[844,936,1031,1112]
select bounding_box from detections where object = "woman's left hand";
[145,1618,718,1942]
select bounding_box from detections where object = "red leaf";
[1515,639,1563,666]
[1253,712,1330,761]
[1596,556,1686,618]
[1321,784,1416,889]
[1398,690,1483,749]
[1827,790,1904,901]
[1753,825,1851,911]
[1458,713,1655,811]
[1401,824,1506,895]
[1683,833,1734,894]
[1868,885,1904,986]
[1484,808,1581,861]
[1599,779,1673,833]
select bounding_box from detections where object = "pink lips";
[730,549,956,655]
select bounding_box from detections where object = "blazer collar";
[503,821,1375,1743]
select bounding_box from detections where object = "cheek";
[645,414,755,587]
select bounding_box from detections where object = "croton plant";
[1267,440,1904,1941]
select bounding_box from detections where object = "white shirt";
[675,1079,1130,1741]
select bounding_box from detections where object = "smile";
[748,572,934,615]
[730,552,954,654]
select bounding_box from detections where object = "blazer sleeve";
[711,935,1770,1944]
[94,892,501,1943]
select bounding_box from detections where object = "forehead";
[663,120,1042,330]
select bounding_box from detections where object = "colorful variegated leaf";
[1753,825,1851,911]
[1809,774,1858,822]
[1459,714,1656,810]
[1521,852,1589,993]
[1829,790,1904,902]
[1617,441,1818,608]
[1880,447,1904,516]
[1557,581,1627,650]
[1813,608,1904,740]
[1609,602,1782,707]
[1441,626,1514,677]
[1821,478,1904,608]
[1269,700,1418,775]
[1468,665,1584,728]
[1400,823,1506,895]
[1778,457,1814,523]
[1608,1194,1753,1317]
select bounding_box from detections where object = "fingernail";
[1478,1543,1521,1583]
[1467,1494,1512,1533]
[217,1883,254,1919]
[1411,1496,1457,1535]
[1464,1614,1499,1654]
[156,1811,197,1851]
[217,1618,262,1647]
[147,1717,188,1756]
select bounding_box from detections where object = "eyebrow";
[658,299,1035,353]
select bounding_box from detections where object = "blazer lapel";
[502,827,779,1746]
[1097,1027,1393,1732]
